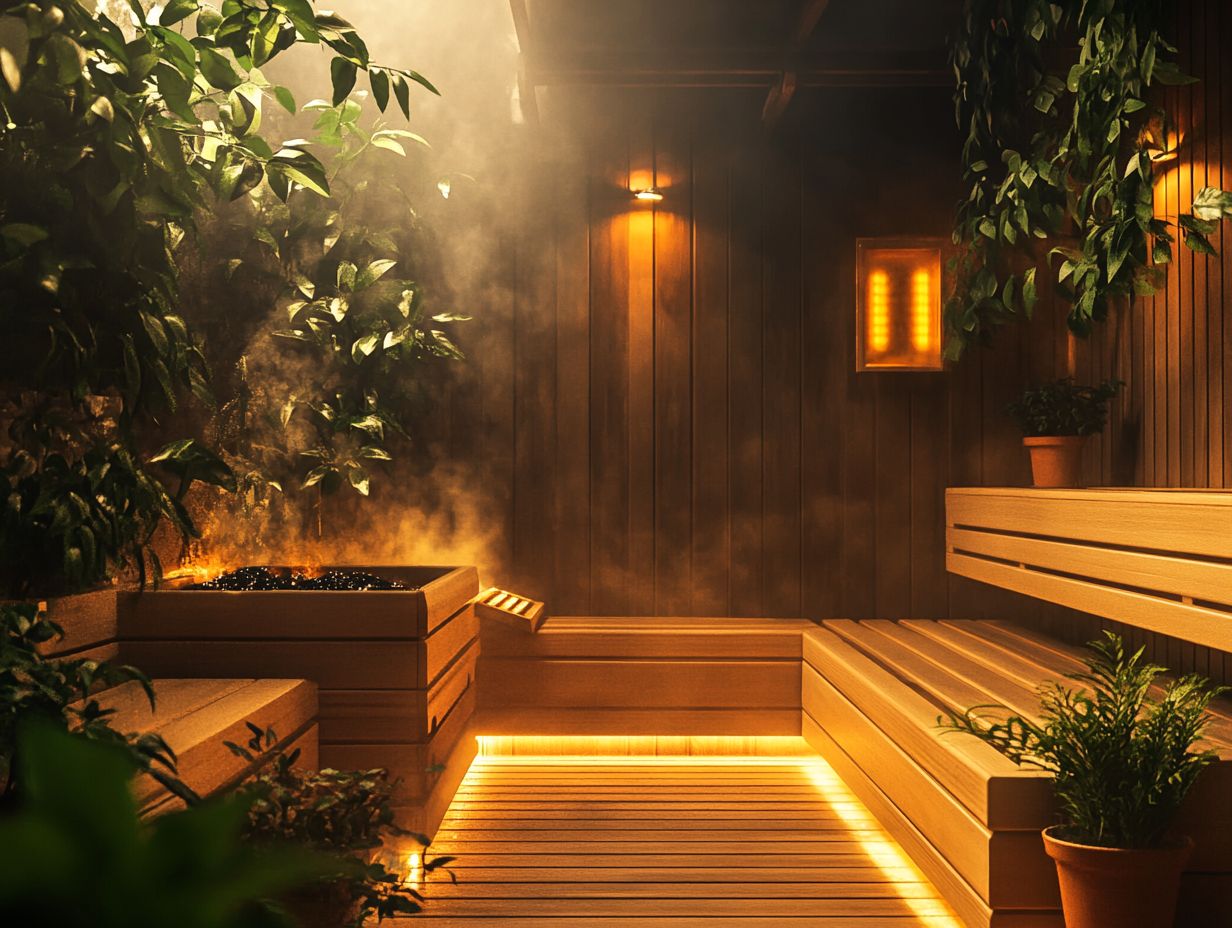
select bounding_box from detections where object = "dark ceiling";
[515,0,963,88]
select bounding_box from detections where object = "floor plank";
[417,756,963,925]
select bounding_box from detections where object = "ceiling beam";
[509,0,540,127]
[764,0,833,130]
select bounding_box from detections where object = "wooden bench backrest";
[946,488,1232,653]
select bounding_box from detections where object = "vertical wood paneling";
[761,144,802,617]
[627,110,656,616]
[467,1,1230,678]
[690,129,732,617]
[652,115,694,616]
[588,124,632,614]
[553,154,592,615]
[727,143,766,618]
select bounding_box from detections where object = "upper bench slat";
[946,488,1232,653]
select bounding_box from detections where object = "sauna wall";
[433,0,1230,682]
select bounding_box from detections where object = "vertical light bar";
[869,270,890,354]
[911,268,932,353]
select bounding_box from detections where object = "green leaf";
[350,332,380,362]
[160,0,198,27]
[0,47,21,91]
[1192,187,1232,222]
[196,5,222,34]
[336,260,358,292]
[356,259,397,290]
[347,466,370,496]
[330,57,357,105]
[198,47,243,91]
[1,223,50,249]
[369,68,390,111]
[273,85,297,114]
[392,73,410,119]
[1022,267,1038,319]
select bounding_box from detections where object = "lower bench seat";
[802,619,1232,928]
[97,678,319,815]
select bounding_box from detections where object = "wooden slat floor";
[418,755,964,926]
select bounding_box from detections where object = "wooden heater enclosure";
[118,565,480,833]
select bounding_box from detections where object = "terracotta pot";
[1023,435,1087,488]
[1042,827,1193,928]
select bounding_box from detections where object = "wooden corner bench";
[802,487,1232,928]
[803,619,1232,928]
[40,590,319,813]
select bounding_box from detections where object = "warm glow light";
[911,268,932,352]
[868,270,891,353]
[633,188,664,202]
[474,735,812,758]
[856,239,944,371]
[403,850,423,886]
[801,759,963,928]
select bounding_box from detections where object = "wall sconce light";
[855,238,945,372]
[633,187,664,203]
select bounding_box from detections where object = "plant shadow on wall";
[0,0,450,598]
[945,0,1232,359]
[182,90,470,561]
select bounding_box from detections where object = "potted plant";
[943,633,1223,928]
[227,725,455,927]
[1007,378,1121,487]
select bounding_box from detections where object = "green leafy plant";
[0,601,194,805]
[1007,377,1122,436]
[194,95,467,544]
[0,721,340,928]
[946,0,1232,358]
[0,0,431,594]
[227,724,455,925]
[942,632,1222,848]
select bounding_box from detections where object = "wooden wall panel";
[449,0,1230,683]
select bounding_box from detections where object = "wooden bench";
[477,615,816,738]
[802,623,1232,927]
[946,487,1232,653]
[39,589,319,813]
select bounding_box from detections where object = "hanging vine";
[945,0,1232,359]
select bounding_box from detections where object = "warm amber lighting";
[802,759,963,928]
[869,270,891,353]
[856,238,944,372]
[403,850,423,886]
[475,734,812,757]
[633,187,664,202]
[911,268,932,352]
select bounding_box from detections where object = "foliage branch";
[1007,376,1121,435]
[198,97,468,540]
[942,632,1223,848]
[227,723,455,924]
[946,0,1232,359]
[0,0,433,594]
[0,721,340,928]
[0,601,194,807]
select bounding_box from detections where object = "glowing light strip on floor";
[800,757,964,928]
[454,746,965,926]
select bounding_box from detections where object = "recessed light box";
[855,238,946,372]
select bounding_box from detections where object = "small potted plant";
[942,633,1223,928]
[228,725,454,927]
[1007,378,1121,488]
